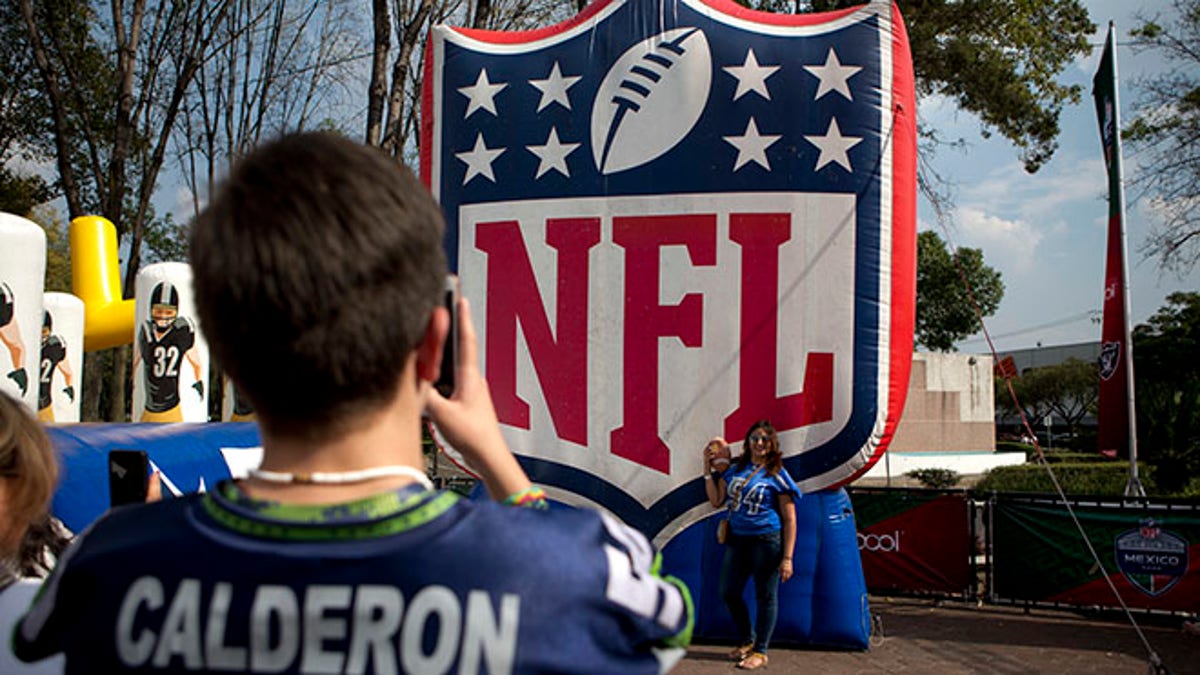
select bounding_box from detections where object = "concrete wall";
[889,352,995,453]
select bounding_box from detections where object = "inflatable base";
[661,488,870,649]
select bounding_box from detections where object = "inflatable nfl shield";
[422,0,916,540]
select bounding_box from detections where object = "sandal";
[728,643,754,661]
[737,652,769,670]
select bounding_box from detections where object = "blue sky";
[927,0,1198,355]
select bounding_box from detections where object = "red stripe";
[833,2,917,487]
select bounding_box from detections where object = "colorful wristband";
[503,486,548,509]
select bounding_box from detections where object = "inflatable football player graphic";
[37,310,75,422]
[1,282,28,396]
[132,281,204,422]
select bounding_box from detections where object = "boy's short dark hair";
[190,132,447,439]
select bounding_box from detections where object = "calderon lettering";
[115,577,520,674]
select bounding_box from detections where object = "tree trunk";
[105,346,130,422]
[81,351,106,421]
[367,0,390,146]
[474,0,491,28]
[16,0,85,218]
[383,0,433,158]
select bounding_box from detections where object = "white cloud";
[962,158,1106,224]
[952,206,1044,275]
[170,185,201,221]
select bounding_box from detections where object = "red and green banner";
[849,488,974,595]
[992,495,1200,611]
[1093,23,1133,460]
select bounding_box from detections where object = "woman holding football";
[703,419,800,671]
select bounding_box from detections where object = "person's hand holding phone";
[434,276,458,397]
[426,295,531,501]
[108,450,149,507]
[108,450,165,507]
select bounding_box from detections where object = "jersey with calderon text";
[137,317,195,412]
[38,335,66,411]
[13,482,693,674]
[722,463,801,536]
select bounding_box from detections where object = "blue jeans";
[719,530,782,654]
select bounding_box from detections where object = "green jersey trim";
[201,481,460,541]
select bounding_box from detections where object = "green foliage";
[141,212,188,265]
[784,0,1095,173]
[0,168,53,216]
[975,462,1146,495]
[915,230,1004,351]
[1024,451,1106,464]
[28,206,71,293]
[996,358,1098,436]
[995,441,1034,454]
[1132,292,1200,493]
[906,467,961,489]
[8,0,116,217]
[1125,0,1200,273]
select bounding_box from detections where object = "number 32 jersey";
[14,483,693,674]
[137,318,195,413]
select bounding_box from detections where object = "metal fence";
[847,487,1200,614]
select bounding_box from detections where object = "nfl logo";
[423,0,915,539]
[1140,520,1159,540]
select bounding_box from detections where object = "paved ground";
[675,596,1199,674]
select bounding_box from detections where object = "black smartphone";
[434,275,458,397]
[108,449,149,507]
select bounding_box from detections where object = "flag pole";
[1107,22,1143,497]
[1093,22,1143,497]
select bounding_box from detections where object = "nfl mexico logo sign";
[1115,519,1189,597]
[422,0,916,541]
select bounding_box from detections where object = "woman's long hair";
[0,391,64,578]
[732,419,783,475]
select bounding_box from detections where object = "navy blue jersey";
[38,335,66,411]
[137,318,196,412]
[14,483,692,673]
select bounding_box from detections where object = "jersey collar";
[201,480,460,541]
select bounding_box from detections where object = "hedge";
[1025,451,1110,464]
[974,462,1149,496]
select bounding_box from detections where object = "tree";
[1041,358,1100,438]
[16,0,233,420]
[1126,0,1200,274]
[915,231,1003,351]
[996,370,1052,439]
[1132,292,1200,493]
[0,2,56,177]
[365,0,578,159]
[0,168,53,217]
[177,0,365,217]
[997,358,1098,440]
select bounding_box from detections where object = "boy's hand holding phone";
[426,296,531,501]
